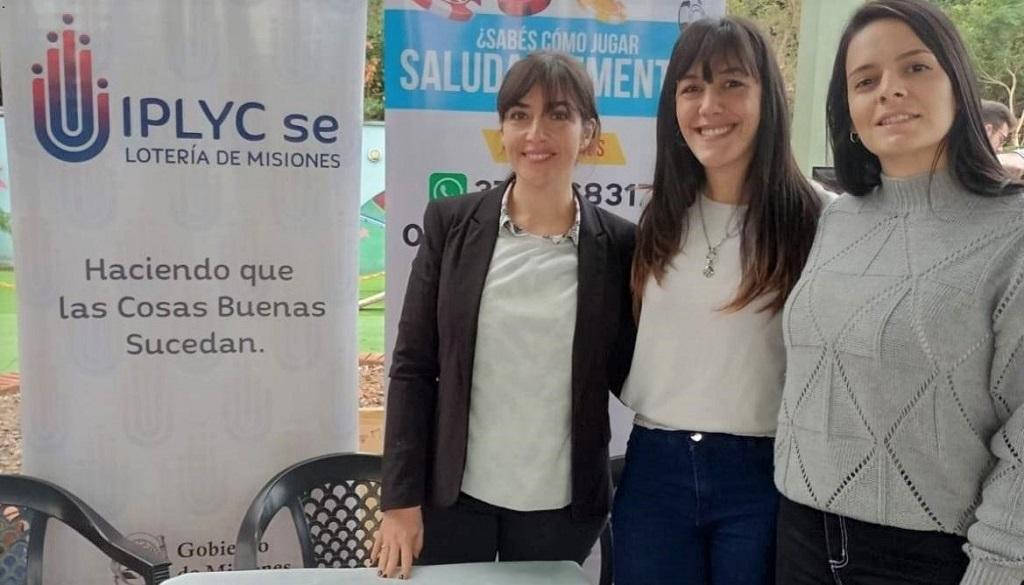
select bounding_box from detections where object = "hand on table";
[371,506,424,580]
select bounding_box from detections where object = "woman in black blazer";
[372,52,636,579]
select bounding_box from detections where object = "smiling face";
[675,57,762,178]
[500,84,594,190]
[845,18,955,176]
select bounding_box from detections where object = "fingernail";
[377,570,383,577]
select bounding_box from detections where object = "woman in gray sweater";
[774,1,1024,584]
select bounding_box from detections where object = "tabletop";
[162,561,592,585]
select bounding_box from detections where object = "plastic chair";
[598,455,626,585]
[234,453,382,570]
[0,474,171,585]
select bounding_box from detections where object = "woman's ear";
[580,119,597,154]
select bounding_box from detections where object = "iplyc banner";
[0,1,366,581]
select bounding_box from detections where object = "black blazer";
[382,182,636,520]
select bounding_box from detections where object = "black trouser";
[417,493,606,565]
[776,497,969,584]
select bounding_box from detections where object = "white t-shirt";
[621,195,785,436]
[460,221,578,511]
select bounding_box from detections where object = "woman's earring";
[850,131,860,143]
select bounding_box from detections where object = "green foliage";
[727,0,802,106]
[358,273,385,353]
[0,210,9,235]
[936,0,1024,146]
[364,0,385,121]
[0,271,17,372]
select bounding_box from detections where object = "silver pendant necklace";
[697,195,740,278]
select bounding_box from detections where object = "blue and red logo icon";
[31,14,110,163]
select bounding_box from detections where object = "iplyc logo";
[31,14,110,163]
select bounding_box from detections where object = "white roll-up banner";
[0,1,365,581]
[383,0,725,457]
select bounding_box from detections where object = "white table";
[162,561,591,585]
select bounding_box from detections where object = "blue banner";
[385,10,680,117]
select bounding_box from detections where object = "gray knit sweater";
[775,170,1024,585]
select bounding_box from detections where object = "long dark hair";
[632,17,821,315]
[827,0,1024,196]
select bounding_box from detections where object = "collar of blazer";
[467,178,608,242]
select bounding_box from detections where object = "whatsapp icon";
[429,172,468,201]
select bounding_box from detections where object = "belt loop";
[824,512,849,576]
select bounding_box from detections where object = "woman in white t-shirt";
[611,16,824,585]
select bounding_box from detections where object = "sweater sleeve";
[961,237,1024,585]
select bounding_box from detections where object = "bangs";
[676,19,761,83]
[518,70,577,107]
[497,53,596,120]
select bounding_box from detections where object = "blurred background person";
[981,99,1024,178]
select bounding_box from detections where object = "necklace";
[697,195,740,278]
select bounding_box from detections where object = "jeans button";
[690,432,703,442]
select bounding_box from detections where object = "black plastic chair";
[598,455,626,585]
[0,474,171,585]
[234,453,382,570]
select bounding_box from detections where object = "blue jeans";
[612,425,778,585]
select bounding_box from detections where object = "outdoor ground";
[0,391,20,474]
[0,271,388,474]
